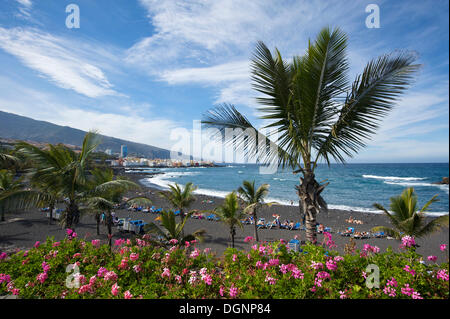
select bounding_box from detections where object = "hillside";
[0,110,171,159]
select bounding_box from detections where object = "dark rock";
[433,177,449,185]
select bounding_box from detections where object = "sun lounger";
[372,231,385,238]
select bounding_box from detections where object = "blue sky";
[0,0,448,163]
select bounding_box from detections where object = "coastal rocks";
[433,177,449,185]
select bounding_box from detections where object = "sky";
[0,0,448,163]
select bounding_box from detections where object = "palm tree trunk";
[180,208,185,238]
[95,212,101,235]
[231,226,236,248]
[48,202,54,225]
[0,207,4,222]
[106,210,113,248]
[253,210,259,242]
[296,171,325,244]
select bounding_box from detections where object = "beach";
[1,172,448,263]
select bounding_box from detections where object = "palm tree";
[144,210,206,246]
[372,188,449,239]
[0,170,24,221]
[237,180,274,242]
[85,169,141,246]
[17,132,102,230]
[214,192,246,248]
[202,26,420,243]
[159,182,197,235]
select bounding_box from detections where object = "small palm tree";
[237,180,274,242]
[372,188,449,239]
[202,27,420,243]
[144,210,206,246]
[85,170,141,247]
[159,182,197,235]
[214,192,246,248]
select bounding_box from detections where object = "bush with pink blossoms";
[0,235,447,299]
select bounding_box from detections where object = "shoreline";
[1,172,448,263]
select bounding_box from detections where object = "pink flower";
[124,290,133,299]
[12,288,20,296]
[383,285,396,297]
[161,267,171,279]
[36,272,48,284]
[201,273,213,285]
[0,252,7,260]
[133,265,142,273]
[325,260,338,271]
[34,241,40,248]
[427,255,437,262]
[440,244,447,251]
[310,261,323,270]
[244,236,255,243]
[42,262,51,273]
[400,236,416,249]
[229,285,239,298]
[339,290,347,299]
[264,274,277,285]
[219,286,225,297]
[78,284,92,295]
[72,253,81,259]
[104,271,118,282]
[403,265,416,276]
[111,283,120,296]
[436,269,449,281]
[190,249,200,259]
[386,277,398,287]
[0,274,11,284]
[175,275,182,284]
[169,239,178,245]
[114,239,125,246]
[91,239,100,247]
[97,267,108,278]
[268,258,279,266]
[232,254,237,262]
[118,258,129,269]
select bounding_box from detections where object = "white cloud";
[160,60,249,85]
[0,76,180,151]
[0,27,120,98]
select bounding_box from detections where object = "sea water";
[139,163,449,216]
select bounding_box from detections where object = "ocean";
[137,163,449,216]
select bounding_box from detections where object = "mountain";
[0,110,171,159]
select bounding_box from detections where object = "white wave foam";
[384,181,449,193]
[363,175,426,181]
[142,171,449,217]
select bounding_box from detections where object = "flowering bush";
[0,234,448,299]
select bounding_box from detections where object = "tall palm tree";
[237,180,274,242]
[17,132,102,230]
[202,26,420,243]
[214,192,246,248]
[372,188,449,239]
[159,182,197,235]
[144,210,206,246]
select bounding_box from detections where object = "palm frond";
[314,50,420,165]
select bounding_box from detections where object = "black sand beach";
[1,173,448,263]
